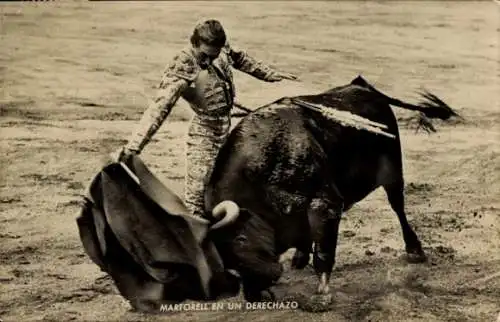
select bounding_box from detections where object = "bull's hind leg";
[383,181,427,263]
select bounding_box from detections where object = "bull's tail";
[351,75,461,121]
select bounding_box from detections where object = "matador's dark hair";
[190,19,227,48]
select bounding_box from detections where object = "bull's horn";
[210,200,240,230]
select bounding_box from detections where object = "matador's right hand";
[112,146,137,164]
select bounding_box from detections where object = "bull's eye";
[235,234,247,243]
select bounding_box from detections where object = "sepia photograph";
[0,1,498,321]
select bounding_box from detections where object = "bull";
[202,75,459,305]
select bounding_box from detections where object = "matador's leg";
[184,116,229,217]
[184,136,218,217]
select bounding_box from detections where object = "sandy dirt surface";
[1,2,499,321]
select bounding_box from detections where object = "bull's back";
[205,103,319,211]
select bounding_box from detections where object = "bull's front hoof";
[405,250,427,264]
[298,293,334,313]
[260,289,276,302]
[244,289,276,303]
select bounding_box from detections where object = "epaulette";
[221,42,232,54]
[213,43,231,67]
[223,42,240,57]
[164,49,200,82]
[223,42,247,66]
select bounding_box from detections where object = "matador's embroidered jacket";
[125,44,281,216]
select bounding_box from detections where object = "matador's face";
[193,42,222,69]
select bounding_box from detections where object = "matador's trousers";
[184,112,231,217]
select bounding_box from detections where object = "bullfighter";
[116,19,298,217]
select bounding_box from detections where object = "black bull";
[202,75,459,302]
